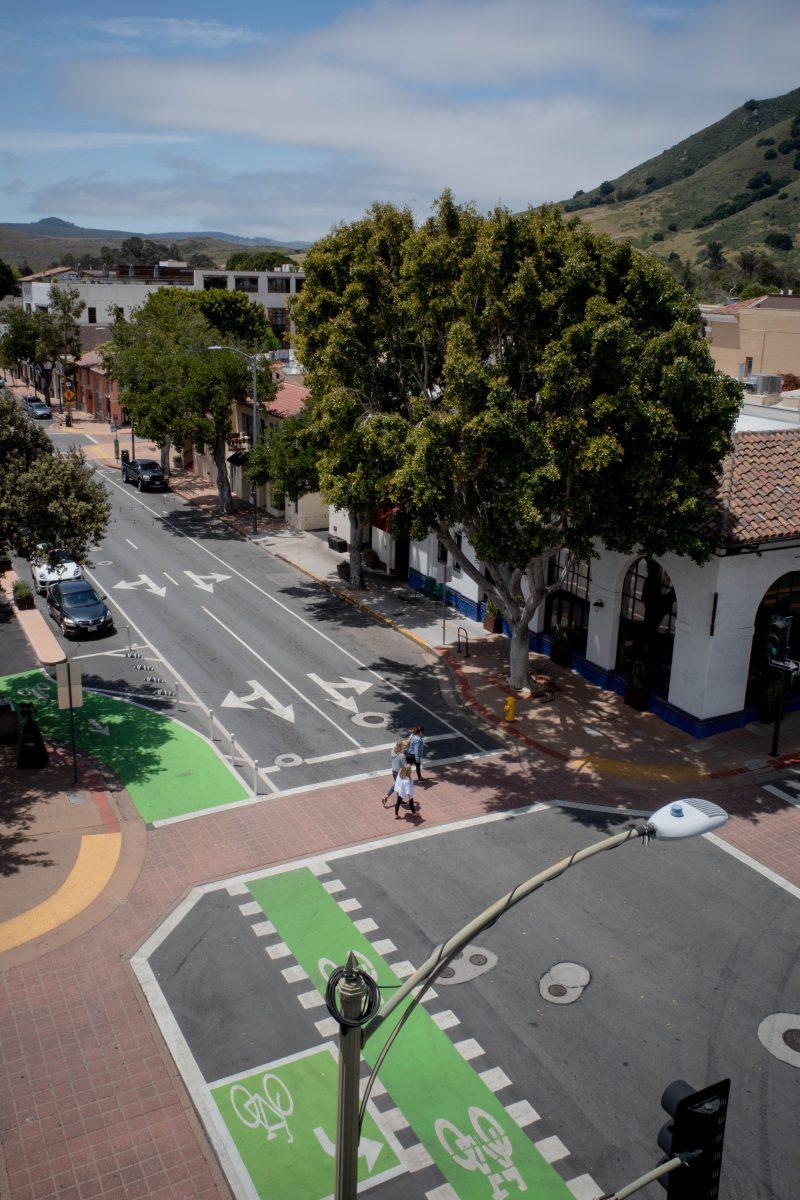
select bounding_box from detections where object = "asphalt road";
[21,447,500,817]
[139,805,800,1200]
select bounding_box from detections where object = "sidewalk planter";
[623,662,650,711]
[549,626,572,667]
[363,548,379,569]
[328,534,347,552]
[336,560,351,582]
[483,603,503,634]
[12,580,35,611]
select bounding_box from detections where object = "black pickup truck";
[121,458,169,491]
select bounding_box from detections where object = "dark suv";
[47,580,115,639]
[121,458,168,491]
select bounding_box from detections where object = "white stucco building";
[333,406,800,737]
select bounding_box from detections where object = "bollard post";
[174,681,180,710]
[208,709,215,740]
[230,732,236,764]
[253,759,259,795]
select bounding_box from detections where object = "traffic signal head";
[766,615,792,663]
[657,1078,730,1200]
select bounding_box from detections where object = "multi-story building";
[20,261,305,348]
[701,293,800,381]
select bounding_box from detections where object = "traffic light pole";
[771,667,787,757]
[599,1155,685,1200]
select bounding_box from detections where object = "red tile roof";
[75,350,106,371]
[712,429,800,546]
[266,377,309,419]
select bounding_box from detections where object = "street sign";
[56,662,83,709]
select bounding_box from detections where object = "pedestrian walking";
[392,764,418,817]
[382,740,407,804]
[406,725,425,780]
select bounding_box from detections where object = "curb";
[0,570,66,667]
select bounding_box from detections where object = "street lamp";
[328,797,729,1200]
[208,344,260,535]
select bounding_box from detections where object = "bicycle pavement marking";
[241,865,574,1200]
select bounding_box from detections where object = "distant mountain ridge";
[0,216,310,251]
[558,86,800,264]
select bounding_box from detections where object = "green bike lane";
[0,669,247,822]
[235,868,573,1200]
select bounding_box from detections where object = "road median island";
[0,670,248,824]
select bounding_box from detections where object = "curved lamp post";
[208,344,260,535]
[329,797,729,1200]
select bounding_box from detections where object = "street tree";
[0,389,110,560]
[0,257,18,300]
[393,205,741,686]
[248,411,320,506]
[103,289,276,511]
[0,307,38,379]
[290,202,417,588]
[225,249,294,270]
[48,283,84,409]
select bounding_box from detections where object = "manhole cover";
[548,983,568,997]
[539,961,592,1005]
[437,944,497,985]
[440,967,456,979]
[469,953,488,967]
[783,1028,800,1052]
[758,1012,800,1068]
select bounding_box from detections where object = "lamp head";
[644,798,727,840]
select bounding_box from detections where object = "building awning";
[369,503,399,532]
[227,450,249,466]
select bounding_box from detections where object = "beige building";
[701,293,800,381]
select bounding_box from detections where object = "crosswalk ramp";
[761,768,800,806]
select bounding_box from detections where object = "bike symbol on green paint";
[436,1107,528,1200]
[230,1072,294,1144]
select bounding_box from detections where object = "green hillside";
[561,89,800,272]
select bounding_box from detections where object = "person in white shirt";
[392,765,417,817]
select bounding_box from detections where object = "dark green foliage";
[572,189,585,198]
[765,231,793,251]
[744,99,758,111]
[757,137,775,147]
[0,258,18,300]
[187,288,279,350]
[225,249,295,271]
[667,222,678,232]
[765,148,778,160]
[652,231,664,241]
[705,241,725,268]
[599,181,615,196]
[778,138,798,154]
[248,413,319,504]
[120,236,169,264]
[645,175,657,186]
[0,390,110,559]
[187,253,217,267]
[794,152,800,170]
[747,170,772,189]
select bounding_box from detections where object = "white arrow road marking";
[313,1125,382,1172]
[308,673,373,713]
[113,574,166,598]
[88,719,110,736]
[183,570,231,593]
[202,607,360,747]
[221,680,295,723]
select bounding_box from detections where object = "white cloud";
[80,16,260,51]
[0,131,201,153]
[51,0,800,235]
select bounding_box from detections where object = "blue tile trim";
[406,574,800,738]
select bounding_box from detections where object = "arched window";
[544,551,591,654]
[616,558,677,693]
[747,571,800,702]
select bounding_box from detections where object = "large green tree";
[393,204,740,684]
[103,289,277,511]
[226,249,294,271]
[290,202,416,588]
[0,257,18,300]
[248,411,320,507]
[48,283,84,410]
[0,389,110,560]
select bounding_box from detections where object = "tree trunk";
[41,366,53,402]
[349,509,365,590]
[212,438,233,514]
[508,620,532,689]
[160,438,171,473]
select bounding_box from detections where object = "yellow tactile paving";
[0,831,121,954]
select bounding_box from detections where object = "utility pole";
[334,953,368,1200]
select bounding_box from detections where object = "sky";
[2,0,800,243]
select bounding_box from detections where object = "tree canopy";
[290,195,740,683]
[102,288,277,511]
[0,389,110,561]
[0,257,18,300]
[225,249,295,271]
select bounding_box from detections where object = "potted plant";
[624,660,650,711]
[12,579,35,610]
[483,600,503,634]
[549,624,572,667]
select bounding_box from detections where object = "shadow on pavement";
[0,746,54,877]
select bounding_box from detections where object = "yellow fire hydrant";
[503,695,516,722]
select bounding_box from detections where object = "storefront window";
[544,550,591,654]
[616,558,676,693]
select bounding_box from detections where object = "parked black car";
[47,580,115,639]
[121,458,168,491]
